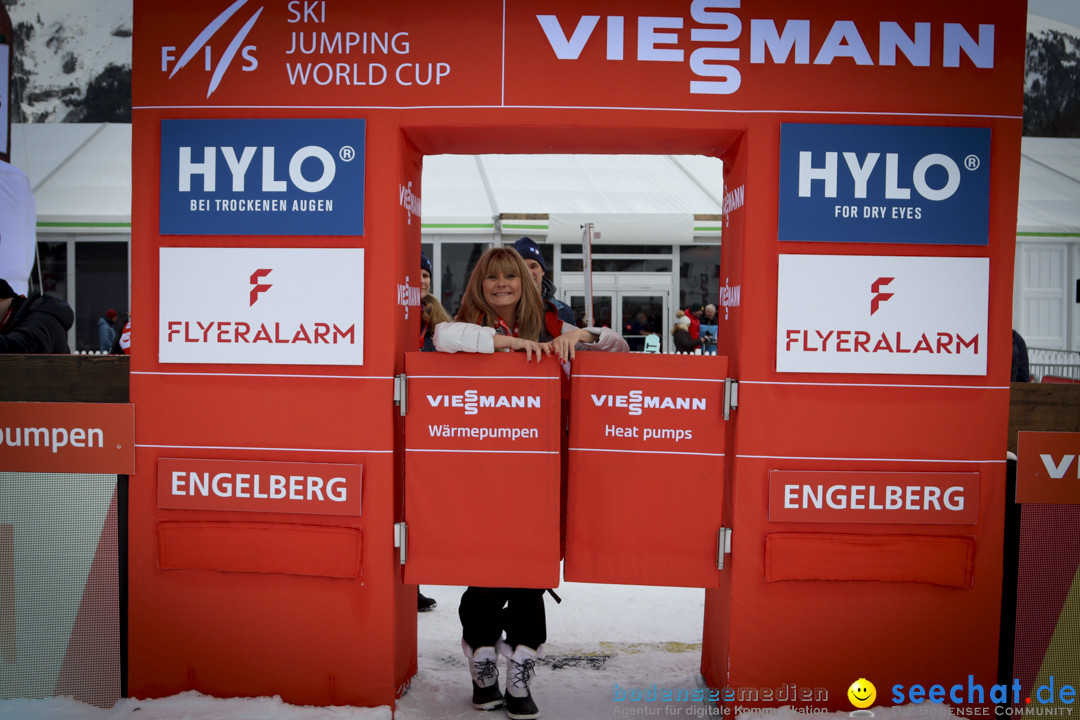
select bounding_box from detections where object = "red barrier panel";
[565,353,728,587]
[1016,431,1080,504]
[403,351,562,589]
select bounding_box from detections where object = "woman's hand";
[551,328,599,362]
[493,334,553,362]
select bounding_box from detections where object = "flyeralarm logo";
[159,247,365,366]
[870,277,894,316]
[250,268,272,306]
[776,255,989,376]
[161,0,264,98]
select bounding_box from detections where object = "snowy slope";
[7,0,132,122]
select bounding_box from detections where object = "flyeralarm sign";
[159,247,364,365]
[159,118,365,236]
[778,124,991,245]
[776,254,989,375]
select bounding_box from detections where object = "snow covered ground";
[0,581,948,720]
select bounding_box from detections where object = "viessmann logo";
[426,391,542,416]
[590,391,708,416]
[537,5,996,96]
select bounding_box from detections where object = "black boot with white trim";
[499,641,540,720]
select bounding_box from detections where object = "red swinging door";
[402,351,563,589]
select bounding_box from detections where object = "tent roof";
[10,124,1080,239]
[10,123,132,230]
[1018,137,1080,237]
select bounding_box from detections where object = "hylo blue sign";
[160,119,365,236]
[778,123,990,246]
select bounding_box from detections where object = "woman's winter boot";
[464,642,503,710]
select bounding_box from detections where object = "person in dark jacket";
[671,312,702,354]
[0,278,74,354]
[513,237,576,326]
[1011,329,1031,382]
[98,308,119,353]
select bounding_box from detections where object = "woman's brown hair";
[455,247,547,341]
[421,293,452,326]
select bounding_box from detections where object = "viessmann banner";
[778,123,991,245]
[159,118,366,236]
[776,254,989,375]
[159,247,364,365]
[134,1,1017,117]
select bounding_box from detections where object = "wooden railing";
[1006,381,1080,454]
[0,354,129,403]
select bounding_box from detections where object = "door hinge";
[394,373,408,416]
[723,378,738,421]
[717,527,732,570]
[394,521,408,565]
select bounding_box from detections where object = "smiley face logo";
[848,678,877,709]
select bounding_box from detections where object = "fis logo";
[250,268,272,306]
[161,0,263,98]
[870,277,894,316]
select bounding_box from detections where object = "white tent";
[9,124,727,239]
[10,123,131,232]
[13,124,1080,241]
[11,123,1080,352]
[1017,137,1080,237]
[421,153,725,243]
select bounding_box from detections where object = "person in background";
[99,308,119,353]
[513,237,575,326]
[110,311,130,354]
[683,302,703,341]
[415,252,448,611]
[419,252,451,355]
[0,278,74,354]
[116,315,132,355]
[433,247,627,720]
[1011,329,1031,382]
[623,310,651,352]
[671,311,702,354]
[700,303,718,356]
